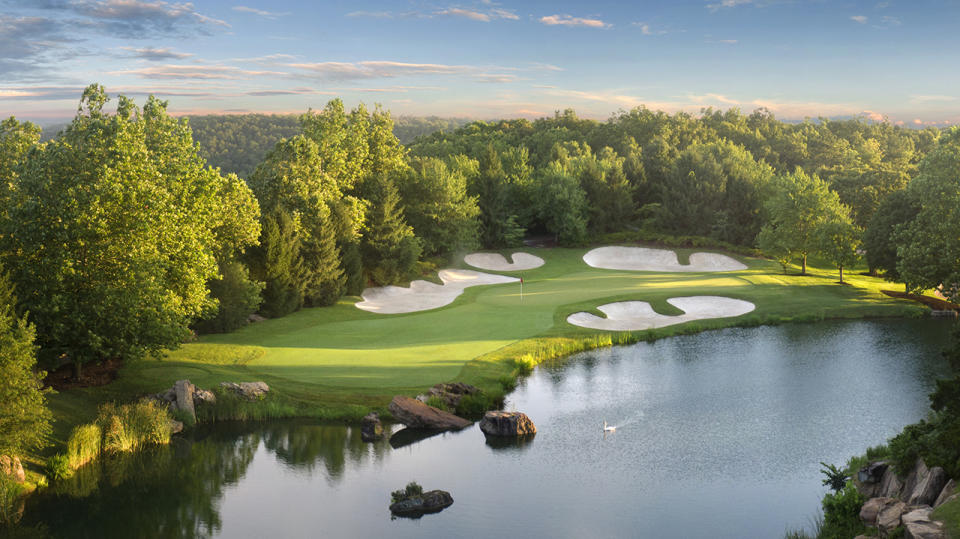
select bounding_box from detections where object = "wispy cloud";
[910,95,957,103]
[287,60,474,80]
[14,0,230,37]
[850,15,868,24]
[437,8,490,21]
[345,10,394,18]
[706,0,756,11]
[122,46,193,61]
[539,14,611,28]
[111,64,284,80]
[632,22,667,35]
[872,15,901,29]
[232,6,289,19]
[0,15,72,77]
[474,73,519,83]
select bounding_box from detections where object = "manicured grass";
[43,245,929,451]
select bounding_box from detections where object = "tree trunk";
[839,265,844,284]
[801,254,807,275]
[73,359,82,380]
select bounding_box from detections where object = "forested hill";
[185,114,471,179]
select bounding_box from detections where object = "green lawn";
[44,245,929,446]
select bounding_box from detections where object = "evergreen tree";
[0,269,51,457]
[248,207,305,318]
[361,175,421,285]
[193,260,264,334]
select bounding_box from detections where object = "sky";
[1,0,959,126]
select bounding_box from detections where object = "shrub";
[819,482,867,539]
[513,354,536,376]
[193,260,264,334]
[391,481,424,503]
[66,423,102,470]
[820,462,849,493]
[423,396,449,412]
[45,454,72,481]
[0,474,24,527]
[456,393,500,418]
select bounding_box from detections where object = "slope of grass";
[43,245,929,452]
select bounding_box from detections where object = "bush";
[391,481,424,503]
[66,423,102,470]
[423,396,449,412]
[819,482,867,539]
[45,454,72,481]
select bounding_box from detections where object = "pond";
[21,319,954,538]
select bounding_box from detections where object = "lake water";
[21,319,954,538]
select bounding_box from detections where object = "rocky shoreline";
[855,458,958,538]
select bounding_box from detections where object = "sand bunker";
[356,269,519,314]
[582,246,747,272]
[567,296,755,331]
[463,252,545,272]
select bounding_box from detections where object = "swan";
[603,420,616,432]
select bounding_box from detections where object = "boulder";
[193,388,216,405]
[479,411,536,437]
[861,497,897,526]
[247,313,266,323]
[877,500,908,535]
[902,507,945,539]
[858,462,890,498]
[934,479,957,508]
[903,459,929,502]
[169,419,184,435]
[361,412,384,442]
[418,382,481,409]
[219,381,269,401]
[174,379,196,422]
[908,466,947,507]
[0,455,25,483]
[389,490,454,517]
[388,396,471,431]
[879,466,904,498]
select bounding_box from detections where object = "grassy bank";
[41,245,929,455]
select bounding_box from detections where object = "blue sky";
[1,0,958,125]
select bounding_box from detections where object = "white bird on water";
[603,420,616,433]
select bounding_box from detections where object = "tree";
[193,260,264,334]
[817,219,861,283]
[0,117,40,217]
[248,207,305,318]
[360,175,421,285]
[757,169,851,275]
[0,268,51,457]
[863,189,919,279]
[401,157,480,255]
[534,163,588,245]
[0,85,259,375]
[895,128,960,302]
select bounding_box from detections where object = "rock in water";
[389,490,454,517]
[388,396,471,430]
[174,379,197,423]
[479,411,536,436]
[361,412,384,442]
[0,455,25,483]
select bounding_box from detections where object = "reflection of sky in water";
[24,319,954,539]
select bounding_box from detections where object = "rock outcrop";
[417,382,481,410]
[908,466,948,507]
[878,500,909,536]
[934,479,957,508]
[860,496,897,526]
[902,506,945,539]
[219,381,269,400]
[879,465,904,498]
[361,412,384,442]
[0,455,25,483]
[479,411,536,437]
[389,490,454,517]
[388,396,471,430]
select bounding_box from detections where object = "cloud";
[632,22,667,35]
[529,62,564,71]
[286,60,474,80]
[910,95,957,103]
[539,14,610,28]
[490,8,519,20]
[122,46,193,61]
[437,8,490,21]
[873,15,901,29]
[346,10,394,18]
[705,38,738,44]
[706,0,755,11]
[0,15,81,78]
[232,6,289,19]
[850,15,868,24]
[112,64,284,79]
[474,73,519,83]
[245,87,335,96]
[18,0,229,38]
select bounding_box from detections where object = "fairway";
[49,245,927,434]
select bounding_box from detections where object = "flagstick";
[520,278,523,302]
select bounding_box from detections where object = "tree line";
[2,84,959,463]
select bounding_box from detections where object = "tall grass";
[0,475,24,528]
[66,424,101,469]
[97,401,171,454]
[194,388,298,423]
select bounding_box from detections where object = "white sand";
[582,246,747,272]
[463,252,545,272]
[566,296,755,331]
[355,269,519,314]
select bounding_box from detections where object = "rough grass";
[42,245,930,454]
[932,488,960,537]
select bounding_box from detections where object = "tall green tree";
[0,268,51,457]
[817,220,861,283]
[863,189,919,279]
[534,163,588,245]
[757,169,851,275]
[360,175,421,285]
[401,157,480,255]
[0,85,259,375]
[248,207,305,318]
[895,128,960,301]
[0,117,40,217]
